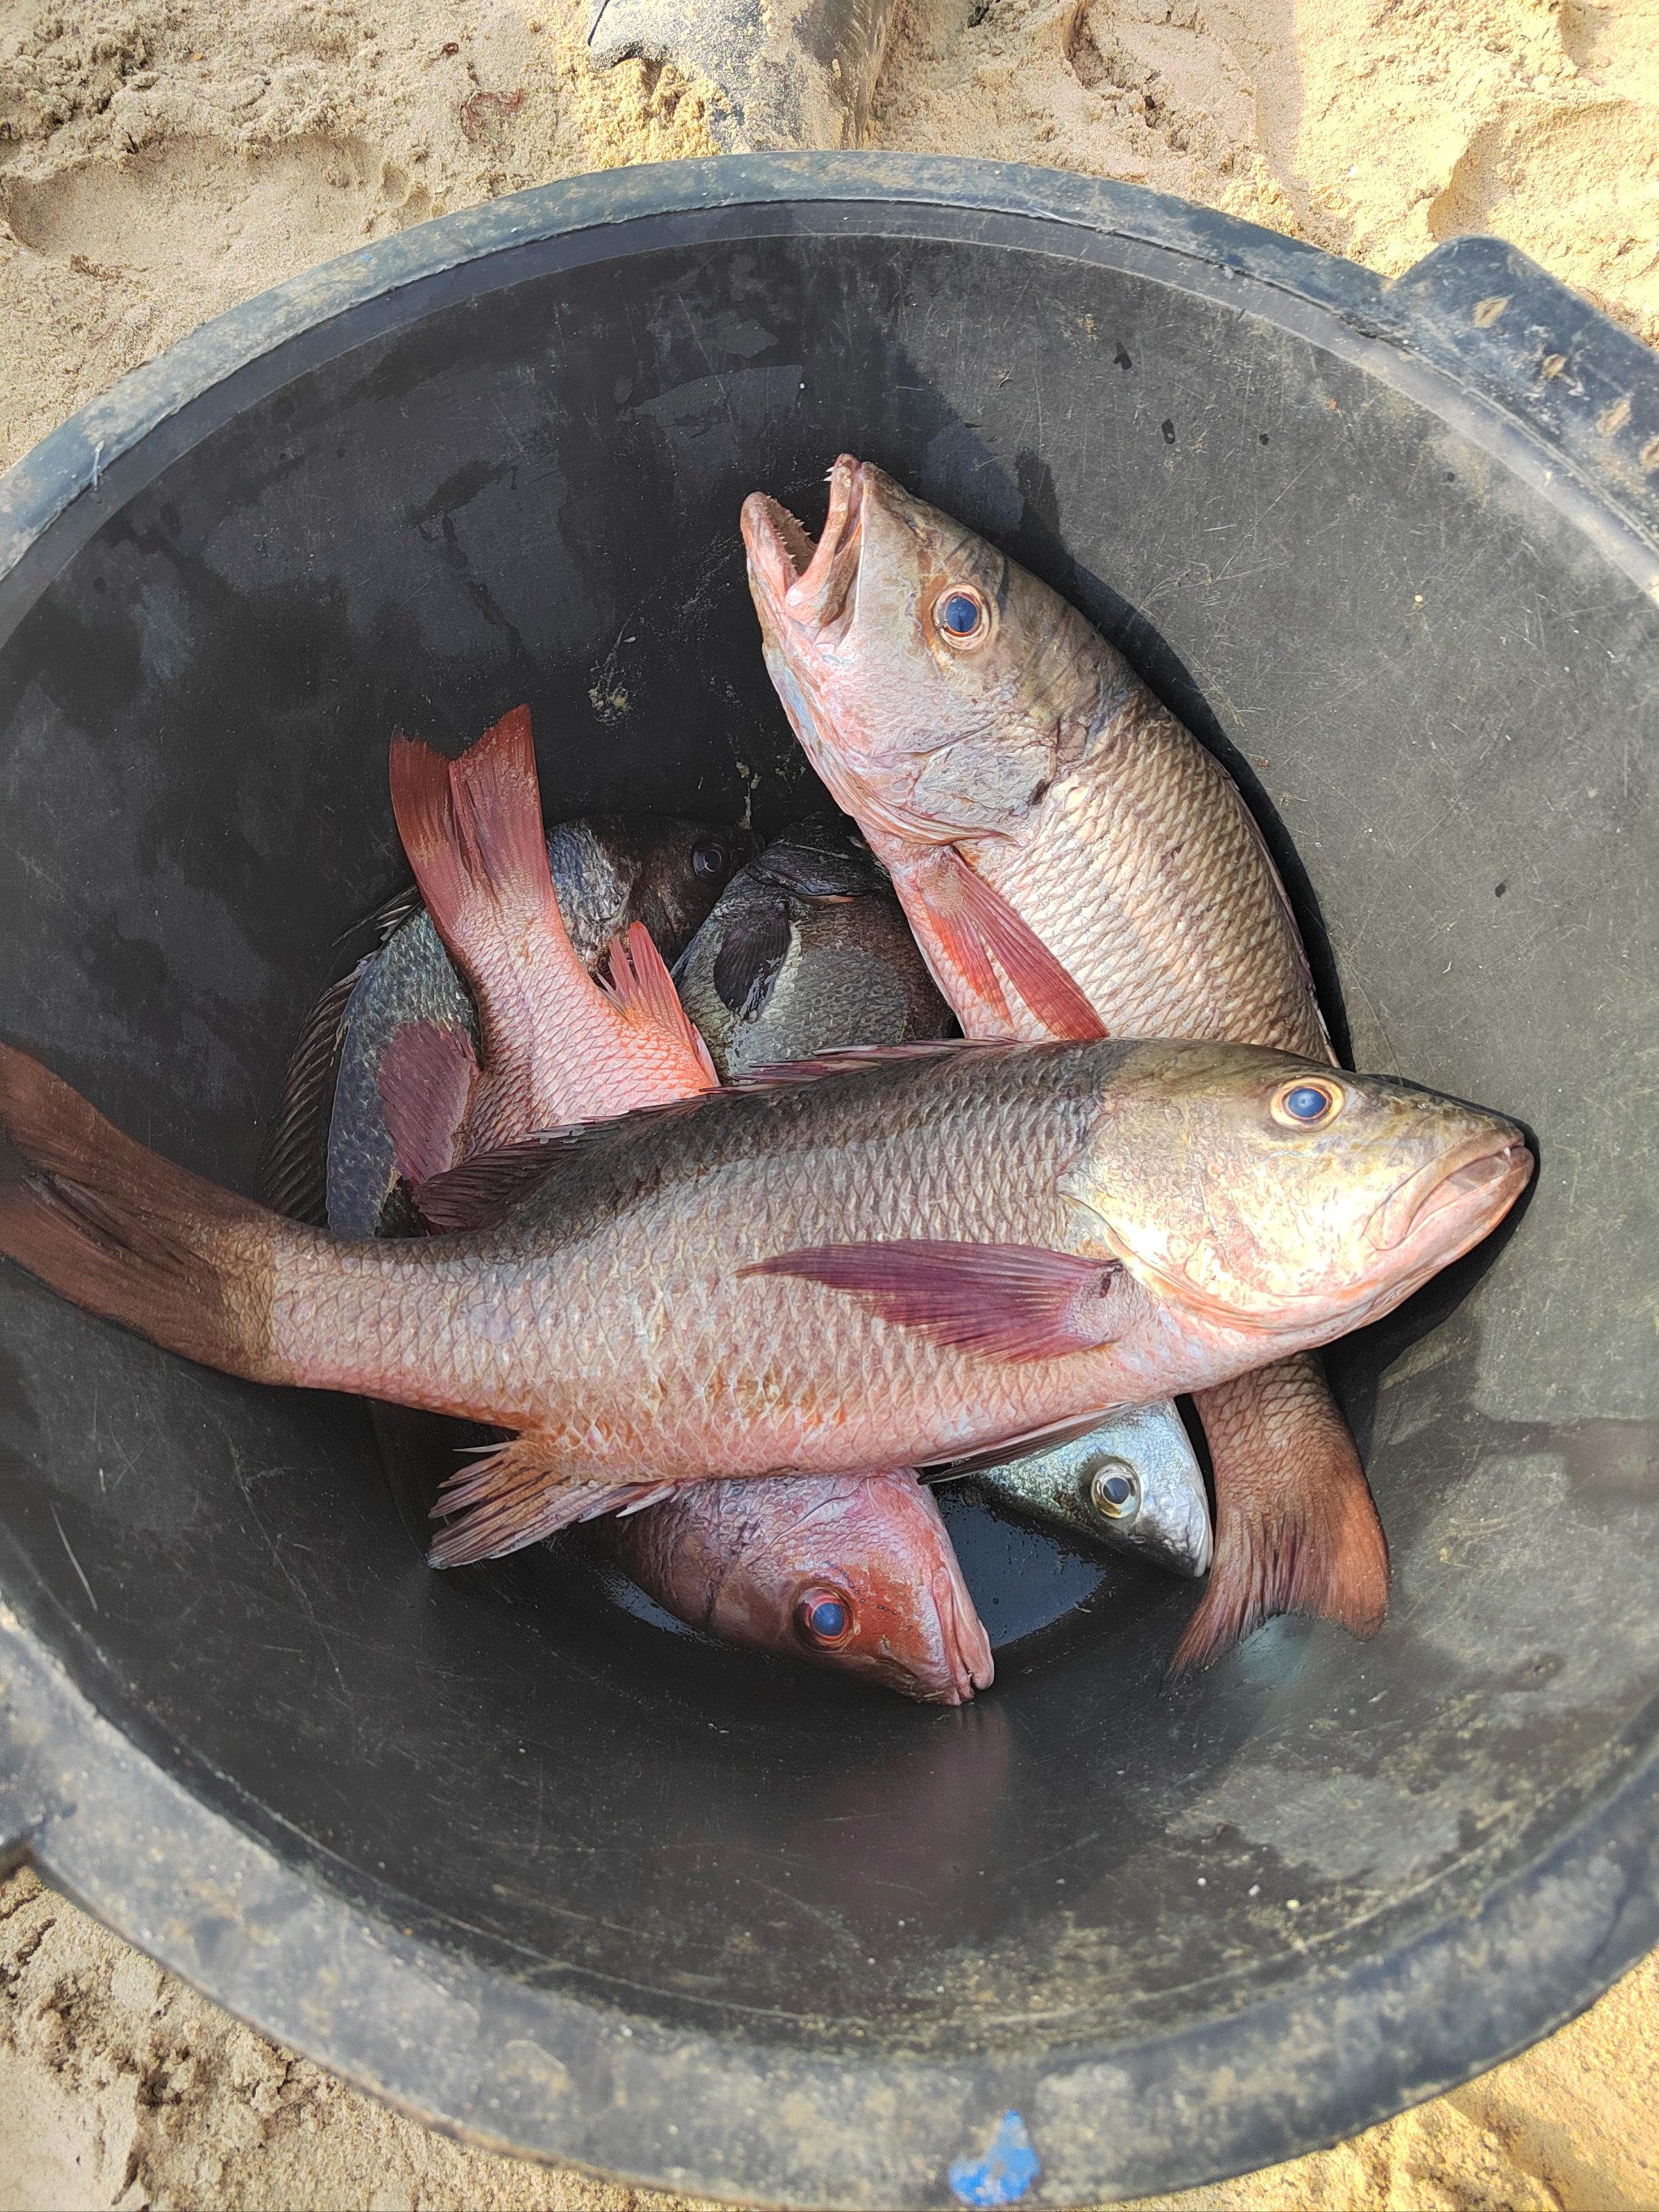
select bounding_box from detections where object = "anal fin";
[428,1432,673,1565]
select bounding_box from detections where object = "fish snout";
[930,1561,995,1707]
[741,461,868,637]
[1367,1133,1533,1259]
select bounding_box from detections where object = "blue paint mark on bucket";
[949,2109,1040,2207]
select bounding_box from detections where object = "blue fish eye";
[798,1589,852,1643]
[1283,1084,1334,1123]
[939,591,983,637]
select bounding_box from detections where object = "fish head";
[1064,1043,1533,1341]
[675,815,952,1076]
[743,456,1104,848]
[557,816,761,969]
[705,1471,994,1705]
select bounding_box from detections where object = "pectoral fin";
[929,847,1107,1042]
[744,1240,1130,1362]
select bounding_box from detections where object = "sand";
[1,0,1657,2205]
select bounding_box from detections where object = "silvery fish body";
[961,1404,1212,1578]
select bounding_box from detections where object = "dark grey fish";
[958,1405,1213,1578]
[673,815,953,1078]
[262,815,755,1234]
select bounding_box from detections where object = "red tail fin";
[1172,1355,1388,1671]
[0,1044,287,1383]
[388,706,564,980]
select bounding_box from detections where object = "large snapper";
[0,1035,1529,1570]
[743,456,1391,1666]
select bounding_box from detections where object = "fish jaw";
[1367,1136,1533,1268]
[743,461,954,852]
[742,456,864,636]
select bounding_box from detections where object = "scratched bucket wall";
[0,160,1655,2210]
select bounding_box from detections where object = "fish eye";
[795,1584,855,1647]
[692,836,729,880]
[1087,1459,1141,1522]
[935,587,987,644]
[1272,1078,1344,1128]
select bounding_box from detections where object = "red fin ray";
[744,1240,1130,1362]
[601,921,719,1085]
[446,705,552,929]
[930,846,1107,1041]
[427,1430,673,1565]
[1171,1356,1389,1670]
[0,1044,284,1383]
[388,708,583,1012]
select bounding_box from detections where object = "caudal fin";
[1172,1355,1388,1671]
[0,1044,288,1383]
[389,706,559,965]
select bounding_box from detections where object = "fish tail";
[389,705,575,986]
[0,1043,292,1384]
[1171,1355,1388,1671]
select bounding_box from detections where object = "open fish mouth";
[741,454,866,635]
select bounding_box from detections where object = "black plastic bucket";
[1,157,1655,2210]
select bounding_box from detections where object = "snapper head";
[742,456,1107,849]
[1060,1043,1534,1344]
[703,1469,994,1706]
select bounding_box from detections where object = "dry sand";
[1,0,1657,2206]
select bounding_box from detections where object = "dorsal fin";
[410,1040,1023,1232]
[601,922,719,1085]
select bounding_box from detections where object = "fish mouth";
[1367,1136,1533,1259]
[741,454,867,637]
[927,1560,996,1706]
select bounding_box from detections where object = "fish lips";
[1094,1131,1533,1335]
[833,1558,994,1707]
[743,454,867,642]
[1366,1134,1534,1264]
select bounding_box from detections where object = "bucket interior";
[0,214,1655,2063]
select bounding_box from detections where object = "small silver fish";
[954,1404,1213,1578]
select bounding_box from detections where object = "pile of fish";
[0,458,1533,1706]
